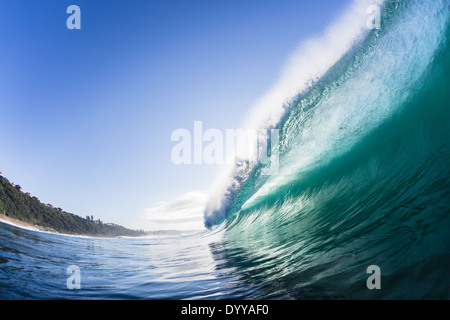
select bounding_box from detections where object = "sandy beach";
[0,214,127,238]
[0,214,57,233]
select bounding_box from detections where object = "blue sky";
[0,0,351,230]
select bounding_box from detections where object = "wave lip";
[204,0,450,228]
[204,0,379,227]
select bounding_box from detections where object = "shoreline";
[0,216,198,239]
[0,214,56,233]
[0,214,116,239]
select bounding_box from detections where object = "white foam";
[206,0,450,225]
[204,0,378,224]
[0,216,119,239]
[0,217,43,233]
[245,0,376,130]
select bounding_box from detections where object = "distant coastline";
[0,174,147,238]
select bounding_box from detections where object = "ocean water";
[1,0,450,299]
[0,222,259,299]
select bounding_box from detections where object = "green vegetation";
[0,175,147,237]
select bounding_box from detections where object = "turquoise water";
[1,0,449,299]
[206,0,450,299]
